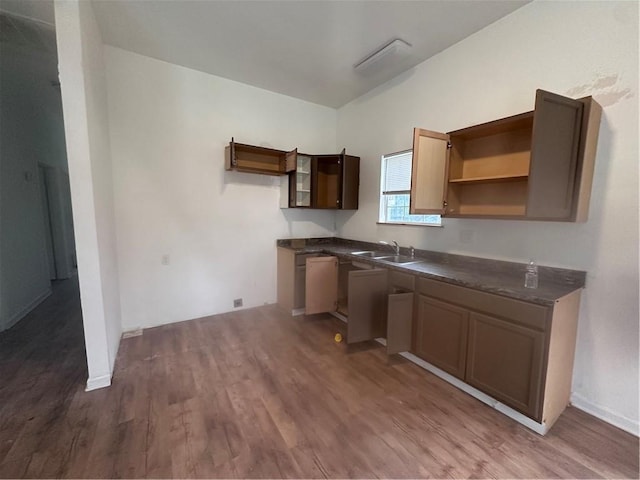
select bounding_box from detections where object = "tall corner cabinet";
[410,89,602,222]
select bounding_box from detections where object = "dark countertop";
[277,237,586,306]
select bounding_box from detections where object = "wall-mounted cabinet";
[312,152,360,209]
[225,138,296,176]
[410,90,602,221]
[289,153,312,208]
[282,150,360,210]
[225,138,360,209]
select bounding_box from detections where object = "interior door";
[387,291,413,354]
[347,268,388,343]
[305,256,338,315]
[410,128,450,215]
[527,89,584,219]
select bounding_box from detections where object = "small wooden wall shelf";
[224,138,296,176]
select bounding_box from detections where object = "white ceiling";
[0,0,54,26]
[0,0,530,108]
[91,0,529,108]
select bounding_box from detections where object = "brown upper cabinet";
[410,90,602,221]
[226,139,360,209]
[285,149,359,210]
[225,138,296,176]
[311,150,360,210]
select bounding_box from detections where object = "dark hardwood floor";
[0,276,638,479]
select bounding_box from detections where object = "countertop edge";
[277,242,584,306]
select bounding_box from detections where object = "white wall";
[0,16,66,331]
[336,1,638,434]
[103,46,337,331]
[55,0,121,389]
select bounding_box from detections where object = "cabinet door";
[527,90,584,219]
[415,295,468,379]
[276,247,295,312]
[287,172,296,208]
[305,256,338,315]
[387,292,413,354]
[410,128,450,215]
[285,148,297,173]
[466,312,545,420]
[294,265,306,309]
[340,151,360,210]
[224,137,236,170]
[347,268,388,344]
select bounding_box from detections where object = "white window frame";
[378,149,441,227]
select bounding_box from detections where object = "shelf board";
[449,173,529,185]
[297,169,310,174]
[296,189,311,193]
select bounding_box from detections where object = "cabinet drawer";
[417,278,549,331]
[295,253,321,266]
[389,271,415,292]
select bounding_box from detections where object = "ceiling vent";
[353,38,412,75]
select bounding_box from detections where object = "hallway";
[0,276,89,476]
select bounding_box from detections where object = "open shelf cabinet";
[410,89,602,221]
[225,138,295,176]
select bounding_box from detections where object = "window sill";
[377,221,443,228]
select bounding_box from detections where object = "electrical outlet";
[161,254,170,265]
[233,298,243,308]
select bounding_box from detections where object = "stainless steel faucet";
[380,240,400,255]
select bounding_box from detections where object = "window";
[379,150,441,226]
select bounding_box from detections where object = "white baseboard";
[571,392,639,437]
[85,373,111,391]
[1,287,52,332]
[333,312,635,436]
[389,346,549,435]
[122,328,143,338]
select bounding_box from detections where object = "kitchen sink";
[351,251,383,257]
[374,255,423,264]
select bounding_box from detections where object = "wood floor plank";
[0,277,637,479]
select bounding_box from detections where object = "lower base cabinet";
[277,248,581,430]
[276,248,321,313]
[415,295,469,380]
[346,268,388,343]
[466,312,545,419]
[414,277,581,426]
[289,256,414,350]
